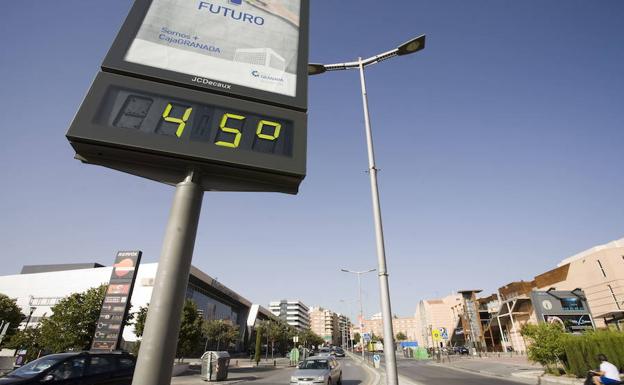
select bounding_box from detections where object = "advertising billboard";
[103,0,309,110]
[531,290,595,334]
[91,251,142,351]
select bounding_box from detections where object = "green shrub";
[563,330,624,377]
[521,323,567,372]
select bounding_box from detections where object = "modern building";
[0,262,276,354]
[487,237,624,352]
[309,306,339,345]
[268,299,310,330]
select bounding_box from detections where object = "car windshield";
[8,355,67,379]
[300,359,329,370]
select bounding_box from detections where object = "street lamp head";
[397,35,426,56]
[308,63,327,76]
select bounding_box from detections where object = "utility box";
[201,351,230,381]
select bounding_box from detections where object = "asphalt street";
[396,356,528,385]
[171,356,372,385]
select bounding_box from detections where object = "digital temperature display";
[98,88,294,157]
[67,72,306,194]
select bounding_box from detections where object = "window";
[49,357,86,380]
[607,285,621,310]
[86,356,115,375]
[117,357,135,370]
[597,260,607,278]
[560,297,584,311]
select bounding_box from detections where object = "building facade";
[414,293,463,348]
[309,306,340,345]
[361,316,418,342]
[269,299,310,330]
[0,262,275,354]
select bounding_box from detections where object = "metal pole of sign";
[358,57,399,385]
[131,171,204,385]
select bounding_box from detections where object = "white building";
[0,262,274,353]
[269,299,310,330]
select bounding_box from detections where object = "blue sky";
[0,1,622,320]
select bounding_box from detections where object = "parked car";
[0,351,135,385]
[290,356,342,385]
[453,346,469,355]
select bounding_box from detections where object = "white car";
[290,356,342,385]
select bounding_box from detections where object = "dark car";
[333,347,345,357]
[0,351,135,385]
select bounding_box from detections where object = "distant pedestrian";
[590,354,621,385]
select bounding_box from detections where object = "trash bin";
[201,351,230,381]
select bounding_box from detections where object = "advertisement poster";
[91,251,142,351]
[125,0,301,96]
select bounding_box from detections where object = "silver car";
[290,356,342,385]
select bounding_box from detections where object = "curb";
[345,351,424,385]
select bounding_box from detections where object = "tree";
[254,328,262,365]
[176,300,203,360]
[133,305,148,338]
[521,323,566,373]
[203,320,239,351]
[38,285,108,352]
[353,332,361,345]
[0,293,24,347]
[5,327,42,362]
[396,332,407,341]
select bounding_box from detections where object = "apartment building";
[269,299,310,330]
[309,306,340,345]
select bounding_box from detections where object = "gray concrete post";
[131,172,204,385]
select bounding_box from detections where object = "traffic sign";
[432,329,441,342]
[440,327,449,340]
[362,333,371,342]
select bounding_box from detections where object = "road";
[363,353,527,385]
[172,356,372,385]
[397,359,527,385]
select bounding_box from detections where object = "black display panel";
[96,88,294,158]
[67,72,306,194]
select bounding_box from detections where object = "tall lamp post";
[340,268,375,360]
[314,35,426,385]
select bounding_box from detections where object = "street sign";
[362,333,371,342]
[440,327,449,340]
[431,329,441,342]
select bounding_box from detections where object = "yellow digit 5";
[256,120,281,141]
[215,113,245,148]
[162,103,193,138]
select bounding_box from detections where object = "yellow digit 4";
[215,113,245,148]
[162,103,193,138]
[256,120,281,141]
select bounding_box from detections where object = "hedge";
[563,330,624,377]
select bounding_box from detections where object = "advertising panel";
[531,290,595,333]
[91,251,142,351]
[103,0,310,110]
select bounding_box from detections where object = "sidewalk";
[430,355,585,385]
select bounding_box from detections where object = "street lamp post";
[314,35,426,385]
[341,268,375,360]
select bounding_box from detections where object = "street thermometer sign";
[65,1,309,384]
[67,0,309,194]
